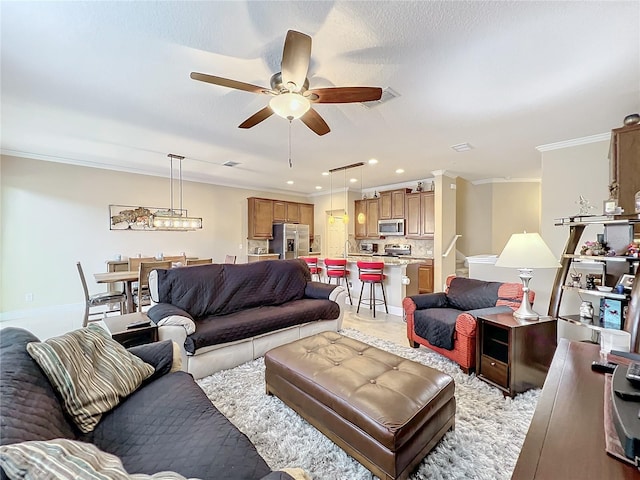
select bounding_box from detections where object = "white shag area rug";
[197,328,539,480]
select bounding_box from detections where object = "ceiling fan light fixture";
[269,92,311,120]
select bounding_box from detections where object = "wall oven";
[378,219,405,236]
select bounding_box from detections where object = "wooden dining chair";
[224,255,237,264]
[77,262,126,327]
[163,255,187,264]
[186,258,213,266]
[128,256,156,273]
[134,260,172,312]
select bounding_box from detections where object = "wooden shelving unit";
[549,215,640,352]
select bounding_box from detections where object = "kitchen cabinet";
[549,217,640,352]
[354,199,380,239]
[299,203,314,239]
[418,261,434,293]
[610,124,640,216]
[273,201,301,224]
[365,199,379,238]
[379,189,410,220]
[405,260,434,296]
[249,197,314,240]
[247,197,274,239]
[405,191,435,238]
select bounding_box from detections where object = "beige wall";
[491,181,541,253]
[0,155,306,314]
[541,140,610,255]
[456,179,492,256]
[540,139,610,338]
[434,173,458,290]
[456,179,540,256]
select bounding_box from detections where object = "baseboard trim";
[0,303,83,322]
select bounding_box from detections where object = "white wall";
[0,155,306,314]
[540,139,611,340]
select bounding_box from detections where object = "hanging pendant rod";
[167,153,185,215]
[328,161,365,173]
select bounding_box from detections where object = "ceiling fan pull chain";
[288,119,293,168]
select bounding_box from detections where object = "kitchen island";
[321,255,433,316]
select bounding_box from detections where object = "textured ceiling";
[1,1,639,196]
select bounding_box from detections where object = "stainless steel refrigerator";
[270,224,310,260]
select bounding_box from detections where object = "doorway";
[326,210,347,258]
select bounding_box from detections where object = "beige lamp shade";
[495,233,560,269]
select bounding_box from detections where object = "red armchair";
[403,275,533,373]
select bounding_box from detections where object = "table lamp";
[495,232,560,320]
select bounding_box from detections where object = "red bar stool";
[356,261,388,318]
[300,256,322,282]
[324,258,352,305]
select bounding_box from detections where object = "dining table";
[93,270,139,314]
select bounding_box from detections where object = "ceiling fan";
[190,30,383,136]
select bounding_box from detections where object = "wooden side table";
[476,312,557,397]
[102,312,157,348]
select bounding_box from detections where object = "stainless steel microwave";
[378,219,405,236]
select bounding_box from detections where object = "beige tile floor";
[341,304,408,347]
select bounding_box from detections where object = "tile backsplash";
[357,239,434,257]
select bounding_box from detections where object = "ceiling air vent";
[361,87,400,109]
[451,143,473,152]
[222,160,240,167]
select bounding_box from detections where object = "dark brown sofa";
[0,327,294,480]
[148,259,347,379]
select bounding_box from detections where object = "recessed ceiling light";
[321,171,329,176]
[286,180,294,185]
[368,159,378,164]
[451,142,473,152]
[395,168,404,174]
[349,178,357,183]
[315,186,322,190]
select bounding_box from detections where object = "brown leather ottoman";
[264,331,455,480]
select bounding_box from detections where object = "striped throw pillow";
[26,324,154,433]
[0,439,193,479]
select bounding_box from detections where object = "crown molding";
[535,132,611,152]
[431,169,458,179]
[471,177,541,185]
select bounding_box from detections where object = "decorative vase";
[579,301,594,319]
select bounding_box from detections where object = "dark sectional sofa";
[148,259,347,379]
[0,327,294,480]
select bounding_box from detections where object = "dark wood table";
[102,312,157,348]
[512,338,640,479]
[476,313,556,397]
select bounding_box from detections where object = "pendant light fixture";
[342,168,349,224]
[357,164,366,225]
[328,170,335,224]
[150,154,203,231]
[328,162,365,225]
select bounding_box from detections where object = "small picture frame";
[603,199,618,215]
[617,273,635,290]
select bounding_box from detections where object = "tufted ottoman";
[264,331,455,480]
